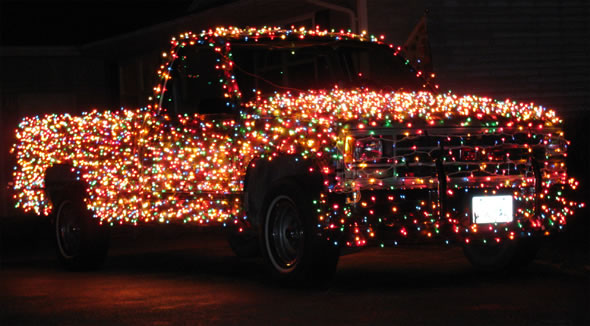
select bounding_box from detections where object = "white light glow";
[472,195,513,224]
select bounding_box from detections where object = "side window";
[232,45,332,101]
[164,46,228,116]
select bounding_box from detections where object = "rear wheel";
[260,180,339,285]
[54,192,109,270]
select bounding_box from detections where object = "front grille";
[338,126,566,191]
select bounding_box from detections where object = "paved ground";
[1,221,588,326]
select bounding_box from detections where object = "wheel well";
[44,164,86,208]
[244,155,324,227]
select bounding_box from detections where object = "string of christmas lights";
[11,27,583,246]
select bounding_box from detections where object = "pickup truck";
[11,27,583,283]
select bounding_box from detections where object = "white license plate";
[472,195,513,224]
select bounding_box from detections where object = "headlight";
[354,137,383,161]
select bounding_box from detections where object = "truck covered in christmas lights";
[12,27,583,282]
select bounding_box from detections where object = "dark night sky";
[0,0,214,46]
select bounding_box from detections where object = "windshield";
[231,40,425,101]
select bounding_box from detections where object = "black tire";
[463,238,538,272]
[227,231,259,258]
[53,190,110,270]
[260,180,339,285]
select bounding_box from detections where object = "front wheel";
[260,180,339,285]
[54,193,109,270]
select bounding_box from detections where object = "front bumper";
[318,182,577,248]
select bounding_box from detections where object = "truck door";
[145,44,242,223]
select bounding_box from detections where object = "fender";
[243,155,324,227]
[44,164,86,212]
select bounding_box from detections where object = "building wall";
[367,0,589,114]
[430,0,588,113]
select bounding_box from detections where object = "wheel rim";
[56,200,82,259]
[265,195,304,273]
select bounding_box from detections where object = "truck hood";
[245,88,561,128]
